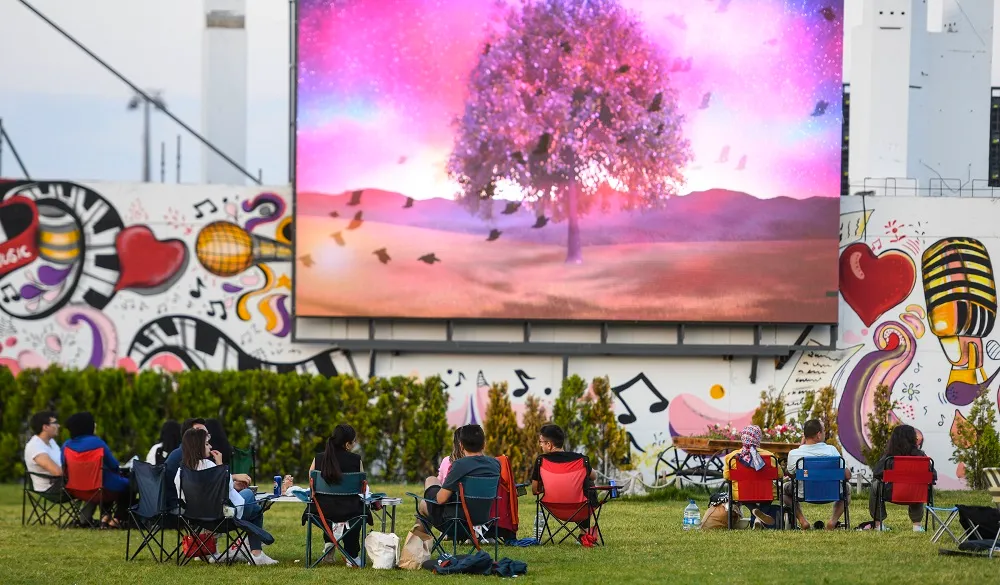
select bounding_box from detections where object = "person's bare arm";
[33,453,62,477]
[309,458,316,472]
[436,487,453,504]
[531,479,542,495]
[845,467,853,481]
[590,469,597,481]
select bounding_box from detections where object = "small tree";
[582,376,631,475]
[798,391,816,427]
[810,385,841,452]
[862,384,898,468]
[518,395,548,482]
[553,375,588,451]
[483,382,523,475]
[751,386,787,430]
[951,389,1000,490]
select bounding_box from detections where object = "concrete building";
[201,0,248,185]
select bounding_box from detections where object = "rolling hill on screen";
[297,188,837,246]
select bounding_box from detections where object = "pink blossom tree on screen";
[448,0,692,264]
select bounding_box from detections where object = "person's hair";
[803,419,823,440]
[158,420,182,456]
[65,412,95,439]
[886,425,920,457]
[458,424,486,454]
[181,418,206,435]
[320,424,357,484]
[450,428,462,463]
[539,424,566,449]
[181,428,209,471]
[204,419,231,466]
[29,411,56,435]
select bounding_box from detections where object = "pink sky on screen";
[296,0,844,200]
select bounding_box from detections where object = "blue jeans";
[238,488,266,551]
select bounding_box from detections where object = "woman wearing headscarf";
[722,425,778,527]
[62,411,132,528]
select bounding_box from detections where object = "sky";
[0,0,997,189]
[296,0,844,200]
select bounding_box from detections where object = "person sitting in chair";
[62,411,131,528]
[530,423,599,541]
[782,419,851,530]
[420,424,500,530]
[24,411,63,494]
[722,425,777,528]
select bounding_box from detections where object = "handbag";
[181,532,218,558]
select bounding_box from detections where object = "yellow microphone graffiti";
[194,221,292,278]
[921,237,997,387]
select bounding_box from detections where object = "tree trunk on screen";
[565,178,582,264]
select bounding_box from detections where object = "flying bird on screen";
[533,133,552,156]
[329,211,340,218]
[398,156,408,164]
[820,6,836,21]
[811,100,829,116]
[699,92,712,109]
[717,145,730,164]
[403,197,414,208]
[487,229,502,241]
[502,201,521,215]
[736,155,747,171]
[347,211,364,230]
[348,190,364,206]
[532,215,549,229]
[599,101,613,127]
[374,247,391,264]
[482,43,491,56]
[299,254,315,268]
[560,41,571,53]
[615,64,630,74]
[330,231,345,246]
[418,253,441,264]
[648,92,663,112]
[512,151,527,165]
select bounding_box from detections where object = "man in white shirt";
[782,419,851,530]
[24,411,63,493]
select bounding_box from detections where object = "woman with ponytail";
[302,423,370,565]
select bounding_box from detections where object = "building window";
[990,88,1000,187]
[842,84,850,196]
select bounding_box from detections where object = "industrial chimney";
[201,0,248,185]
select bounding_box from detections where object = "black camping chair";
[304,470,371,568]
[22,470,71,527]
[126,461,179,562]
[176,465,273,566]
[408,475,501,558]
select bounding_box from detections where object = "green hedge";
[0,366,450,483]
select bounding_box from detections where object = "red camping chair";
[876,456,936,529]
[536,454,612,545]
[726,454,783,529]
[63,448,118,528]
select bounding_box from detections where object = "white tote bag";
[364,532,399,569]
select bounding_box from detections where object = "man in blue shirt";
[63,411,131,527]
[164,418,208,503]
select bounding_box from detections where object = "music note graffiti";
[512,369,535,397]
[190,277,205,298]
[0,284,21,303]
[611,373,669,425]
[207,300,227,320]
[938,414,945,427]
[454,372,466,387]
[193,199,218,219]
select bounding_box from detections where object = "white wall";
[201,0,248,186]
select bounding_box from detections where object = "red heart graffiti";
[0,196,40,277]
[114,226,189,293]
[839,243,916,327]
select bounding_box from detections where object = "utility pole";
[128,90,165,183]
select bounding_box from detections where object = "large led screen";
[294,0,843,323]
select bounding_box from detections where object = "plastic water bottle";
[609,479,618,498]
[534,509,545,540]
[683,499,700,530]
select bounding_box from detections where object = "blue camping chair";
[407,475,501,558]
[791,456,850,529]
[304,470,370,568]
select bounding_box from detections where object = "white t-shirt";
[145,443,163,465]
[174,459,247,518]
[24,435,62,491]
[786,441,842,476]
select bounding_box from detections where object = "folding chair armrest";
[406,492,437,505]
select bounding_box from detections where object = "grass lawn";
[0,483,997,584]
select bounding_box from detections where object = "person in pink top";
[436,429,462,483]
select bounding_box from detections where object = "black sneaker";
[813,520,825,530]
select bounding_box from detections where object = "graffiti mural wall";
[0,180,350,377]
[0,180,986,486]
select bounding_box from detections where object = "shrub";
[582,376,631,475]
[951,388,1000,490]
[553,375,588,451]
[483,382,523,477]
[751,386,786,430]
[862,384,898,468]
[517,395,548,482]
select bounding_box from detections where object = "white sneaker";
[913,525,926,532]
[250,551,279,566]
[322,543,337,563]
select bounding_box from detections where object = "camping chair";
[63,447,118,528]
[875,456,937,531]
[126,461,179,562]
[176,465,273,566]
[535,455,612,546]
[230,446,256,479]
[791,456,850,530]
[22,470,71,527]
[407,475,501,558]
[727,454,783,529]
[304,470,370,568]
